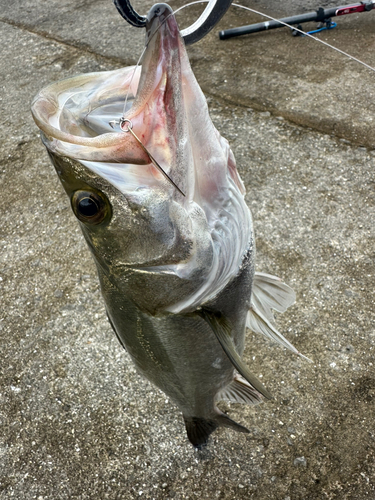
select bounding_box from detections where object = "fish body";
[31,3,298,447]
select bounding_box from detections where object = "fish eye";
[71,190,111,225]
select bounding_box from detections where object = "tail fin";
[183,416,218,449]
[183,411,249,449]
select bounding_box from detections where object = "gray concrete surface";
[1,1,374,499]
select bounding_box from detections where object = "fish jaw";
[121,3,254,312]
[30,3,247,204]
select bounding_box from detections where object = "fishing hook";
[119,118,186,196]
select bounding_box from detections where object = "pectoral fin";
[198,309,272,400]
[248,273,311,362]
[247,305,312,362]
[252,272,296,321]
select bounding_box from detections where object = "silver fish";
[31,4,302,448]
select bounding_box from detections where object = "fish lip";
[30,66,150,164]
[145,3,175,45]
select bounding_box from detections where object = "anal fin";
[198,309,272,400]
[217,374,263,405]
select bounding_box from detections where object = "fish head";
[49,150,196,268]
[31,4,252,313]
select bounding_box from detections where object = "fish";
[31,3,303,448]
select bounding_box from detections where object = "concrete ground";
[1,1,374,499]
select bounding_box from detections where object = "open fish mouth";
[31,4,247,198]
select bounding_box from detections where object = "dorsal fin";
[216,374,263,405]
[247,304,301,355]
[198,309,272,400]
[249,273,311,362]
[252,272,296,323]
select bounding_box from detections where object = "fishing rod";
[219,1,375,39]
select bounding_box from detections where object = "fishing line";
[121,118,186,196]
[173,1,375,74]
[121,46,146,117]
[230,3,375,74]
